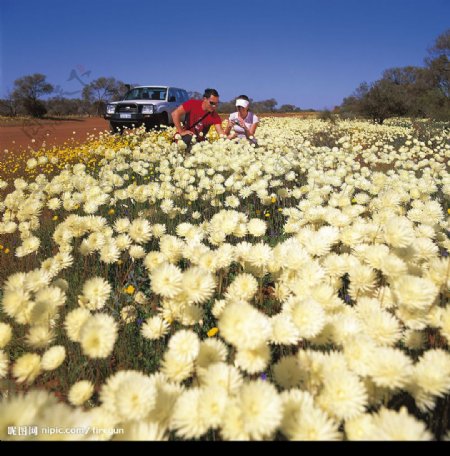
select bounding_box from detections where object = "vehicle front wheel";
[159,112,169,126]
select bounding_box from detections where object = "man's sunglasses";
[209,101,218,106]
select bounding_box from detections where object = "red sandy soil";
[0,117,111,151]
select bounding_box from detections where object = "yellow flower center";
[124,285,135,295]
[207,327,219,337]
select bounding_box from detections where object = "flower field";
[0,117,449,440]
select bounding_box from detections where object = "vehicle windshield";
[124,88,167,101]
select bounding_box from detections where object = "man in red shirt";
[172,88,225,149]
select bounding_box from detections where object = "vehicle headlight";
[142,104,155,114]
[106,104,116,114]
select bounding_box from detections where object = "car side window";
[168,88,176,102]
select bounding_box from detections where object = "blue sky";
[0,0,448,109]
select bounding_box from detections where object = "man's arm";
[171,105,193,136]
[214,122,226,137]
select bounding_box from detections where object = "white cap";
[235,99,249,108]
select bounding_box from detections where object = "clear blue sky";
[0,0,448,109]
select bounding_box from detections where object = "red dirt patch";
[0,117,110,152]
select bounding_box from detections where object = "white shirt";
[229,111,259,138]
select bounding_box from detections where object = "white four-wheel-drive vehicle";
[105,86,189,132]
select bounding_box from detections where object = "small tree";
[12,73,53,117]
[278,104,300,112]
[252,98,278,113]
[318,109,337,124]
[341,79,408,124]
[362,79,408,124]
[82,77,126,116]
[382,66,431,118]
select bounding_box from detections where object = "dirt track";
[0,117,111,151]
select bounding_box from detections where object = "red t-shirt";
[182,99,222,141]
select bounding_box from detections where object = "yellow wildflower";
[124,284,135,295]
[108,208,115,215]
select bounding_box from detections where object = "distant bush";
[318,109,338,124]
